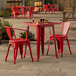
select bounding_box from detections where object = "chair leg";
[13,48,16,64]
[56,8,59,13]
[19,44,23,59]
[5,44,10,61]
[61,41,64,57]
[15,47,18,60]
[24,45,27,58]
[54,8,59,13]
[50,9,53,13]
[59,39,64,57]
[57,40,60,53]
[28,43,33,62]
[46,39,51,55]
[28,12,31,18]
[66,38,72,55]
[44,9,46,13]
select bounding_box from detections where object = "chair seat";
[49,34,66,39]
[9,38,29,43]
[47,22,72,57]
[4,26,33,64]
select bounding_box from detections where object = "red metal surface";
[23,22,60,61]
[41,27,44,55]
[14,6,34,18]
[4,26,33,64]
[11,7,21,18]
[22,22,60,27]
[44,4,50,13]
[43,4,59,13]
[46,22,72,57]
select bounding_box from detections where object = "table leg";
[41,27,45,55]
[52,26,58,59]
[21,7,23,18]
[36,26,40,61]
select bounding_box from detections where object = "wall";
[57,0,76,10]
[0,0,7,9]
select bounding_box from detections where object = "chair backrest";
[62,22,72,36]
[49,22,72,36]
[14,7,20,13]
[50,4,54,9]
[4,26,16,40]
[11,7,17,13]
[44,4,48,9]
[14,7,17,11]
[30,7,35,12]
[4,26,29,40]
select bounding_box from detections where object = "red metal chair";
[44,4,50,13]
[24,8,27,18]
[48,4,59,13]
[52,4,59,13]
[11,7,21,18]
[49,4,54,12]
[24,7,35,18]
[46,22,72,57]
[4,26,33,64]
[28,7,35,18]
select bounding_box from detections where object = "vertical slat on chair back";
[4,26,13,40]
[11,28,16,38]
[62,22,71,36]
[26,26,29,40]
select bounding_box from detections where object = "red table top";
[22,22,61,27]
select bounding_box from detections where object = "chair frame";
[44,4,50,13]
[4,26,33,64]
[11,7,21,18]
[24,7,35,18]
[46,22,72,57]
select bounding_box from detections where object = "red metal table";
[23,22,60,61]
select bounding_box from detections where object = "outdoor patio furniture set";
[11,4,59,18]
[43,4,59,13]
[4,21,72,64]
[11,6,35,18]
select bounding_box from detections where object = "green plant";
[19,31,35,41]
[0,10,4,17]
[2,20,13,40]
[3,10,10,17]
[0,8,11,17]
